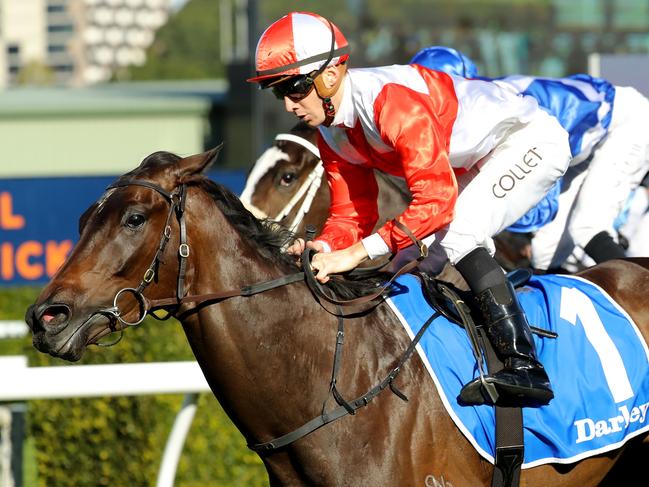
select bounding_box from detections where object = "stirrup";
[459,372,553,406]
[459,377,496,405]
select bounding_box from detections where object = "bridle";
[98,176,425,318]
[93,179,191,329]
[87,176,451,455]
[93,178,306,329]
[244,133,324,235]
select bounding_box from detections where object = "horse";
[25,147,649,486]
[239,121,410,237]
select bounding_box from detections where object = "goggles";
[270,74,316,101]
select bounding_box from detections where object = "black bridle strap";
[145,272,306,310]
[109,179,174,201]
[249,308,442,453]
[176,184,189,299]
[301,219,428,307]
[107,179,186,300]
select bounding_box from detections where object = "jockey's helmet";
[247,12,349,86]
[409,46,479,79]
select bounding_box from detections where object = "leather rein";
[94,178,444,454]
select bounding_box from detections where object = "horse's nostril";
[40,304,71,328]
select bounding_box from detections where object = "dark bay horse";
[26,148,649,486]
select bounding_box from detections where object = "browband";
[274,133,321,159]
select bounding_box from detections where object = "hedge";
[0,287,268,486]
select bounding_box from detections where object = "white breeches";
[532,86,649,270]
[420,109,571,271]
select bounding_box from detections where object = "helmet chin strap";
[314,63,347,126]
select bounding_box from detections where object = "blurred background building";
[0,0,171,88]
[2,1,649,89]
[0,0,648,287]
[2,0,649,163]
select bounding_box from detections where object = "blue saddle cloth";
[386,273,649,468]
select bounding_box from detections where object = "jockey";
[616,171,649,258]
[248,12,571,406]
[411,46,649,271]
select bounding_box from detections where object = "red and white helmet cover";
[248,12,349,83]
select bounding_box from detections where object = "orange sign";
[0,191,73,282]
[0,192,25,230]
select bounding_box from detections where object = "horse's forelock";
[116,151,182,182]
[106,151,185,192]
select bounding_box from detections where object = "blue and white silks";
[386,273,649,468]
[492,74,615,164]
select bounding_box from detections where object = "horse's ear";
[179,143,224,176]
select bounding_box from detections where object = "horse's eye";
[125,213,146,229]
[280,172,297,186]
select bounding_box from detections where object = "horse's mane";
[195,177,297,267]
[191,176,390,300]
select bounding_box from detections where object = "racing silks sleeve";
[373,75,459,253]
[315,138,380,251]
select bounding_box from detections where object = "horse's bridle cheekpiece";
[95,179,190,330]
[92,178,307,339]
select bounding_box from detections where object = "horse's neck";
[182,232,417,438]
[181,236,462,482]
[179,221,331,418]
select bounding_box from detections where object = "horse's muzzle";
[26,301,85,360]
[26,302,72,336]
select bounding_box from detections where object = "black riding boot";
[459,281,554,406]
[455,247,553,406]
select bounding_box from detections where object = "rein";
[94,178,446,456]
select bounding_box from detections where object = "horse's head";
[240,122,329,233]
[25,147,222,361]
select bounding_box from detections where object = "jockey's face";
[273,65,343,127]
[282,87,326,127]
